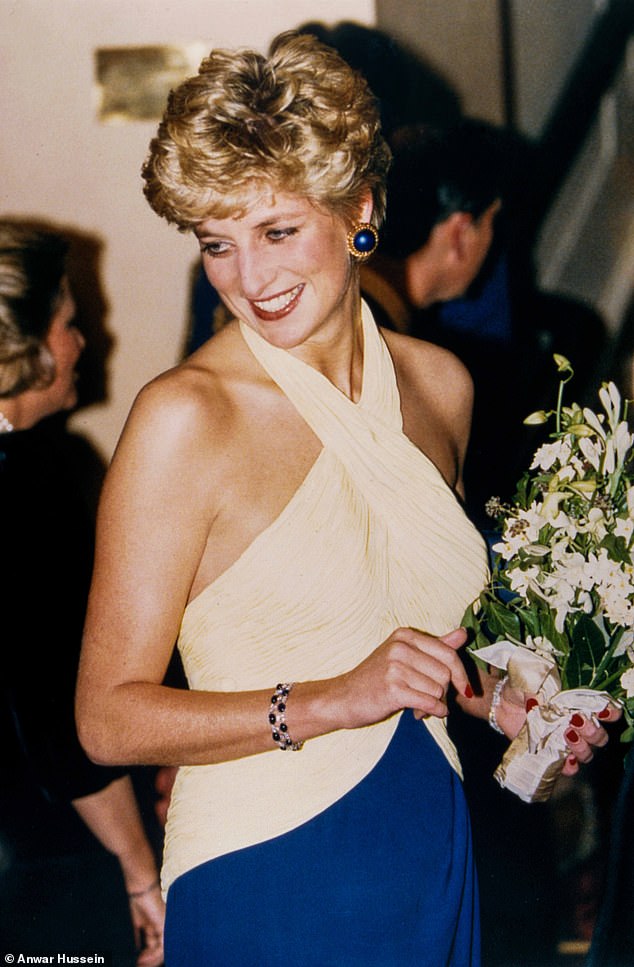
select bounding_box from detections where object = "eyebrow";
[195,209,306,239]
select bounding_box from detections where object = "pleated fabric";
[162,301,488,898]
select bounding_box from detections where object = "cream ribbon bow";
[473,640,613,802]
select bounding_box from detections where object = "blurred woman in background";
[0,220,164,966]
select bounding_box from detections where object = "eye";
[200,240,231,258]
[266,227,298,243]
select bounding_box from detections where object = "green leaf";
[520,605,542,639]
[601,532,631,564]
[569,614,606,687]
[620,725,634,745]
[486,600,522,641]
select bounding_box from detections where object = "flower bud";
[524,410,548,425]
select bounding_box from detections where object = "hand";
[560,705,622,776]
[496,683,622,774]
[127,881,165,967]
[336,626,471,728]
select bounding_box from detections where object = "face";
[195,191,361,353]
[39,278,85,416]
[408,201,499,308]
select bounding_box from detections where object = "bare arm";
[73,775,164,966]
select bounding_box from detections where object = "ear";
[357,189,374,225]
[479,198,502,231]
[444,211,476,263]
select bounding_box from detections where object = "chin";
[250,318,311,350]
[62,389,79,412]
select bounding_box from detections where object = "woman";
[76,31,609,965]
[0,221,164,966]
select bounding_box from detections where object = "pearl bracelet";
[488,675,508,735]
[269,682,304,751]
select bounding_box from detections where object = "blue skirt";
[165,712,479,966]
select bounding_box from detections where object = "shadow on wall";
[64,226,115,411]
[1,216,116,412]
[297,20,463,138]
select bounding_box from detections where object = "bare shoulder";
[381,328,473,424]
[380,328,473,493]
[114,321,253,466]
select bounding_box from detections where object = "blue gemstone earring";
[347,222,379,261]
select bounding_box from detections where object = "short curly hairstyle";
[0,221,67,397]
[142,30,391,231]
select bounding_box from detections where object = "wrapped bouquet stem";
[474,640,612,802]
[464,356,634,802]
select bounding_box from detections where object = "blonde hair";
[0,222,66,397]
[142,30,390,231]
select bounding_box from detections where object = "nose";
[74,327,86,354]
[236,245,275,299]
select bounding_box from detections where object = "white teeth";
[253,284,302,313]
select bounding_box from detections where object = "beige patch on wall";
[95,45,208,123]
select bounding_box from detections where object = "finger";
[402,673,451,718]
[394,628,470,700]
[569,713,608,748]
[419,633,470,697]
[525,694,539,713]
[564,725,594,764]
[439,627,468,650]
[135,929,163,967]
[137,947,164,967]
[570,712,610,749]
[437,628,472,695]
[596,704,623,724]
[561,753,580,777]
[394,631,461,687]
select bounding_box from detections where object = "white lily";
[578,436,603,471]
[531,439,572,471]
[582,407,607,439]
[599,381,622,431]
[620,667,634,698]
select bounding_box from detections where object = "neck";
[0,394,51,433]
[0,408,14,433]
[404,251,443,309]
[288,288,364,403]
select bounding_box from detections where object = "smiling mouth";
[251,283,304,320]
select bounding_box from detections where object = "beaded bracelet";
[488,675,508,735]
[269,682,304,751]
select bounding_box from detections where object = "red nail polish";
[525,698,538,712]
[565,728,579,744]
[570,713,584,728]
[464,684,474,699]
[567,755,577,767]
[598,708,611,720]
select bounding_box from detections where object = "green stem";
[556,379,564,435]
[591,667,625,693]
[589,627,623,689]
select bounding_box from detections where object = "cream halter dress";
[161,300,488,895]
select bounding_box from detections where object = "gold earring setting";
[347,223,379,260]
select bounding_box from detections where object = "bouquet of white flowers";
[464,355,634,802]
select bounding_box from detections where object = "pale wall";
[376,0,505,125]
[510,0,600,138]
[1,0,374,459]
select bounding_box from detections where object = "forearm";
[76,677,350,768]
[72,775,158,891]
[77,626,475,768]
